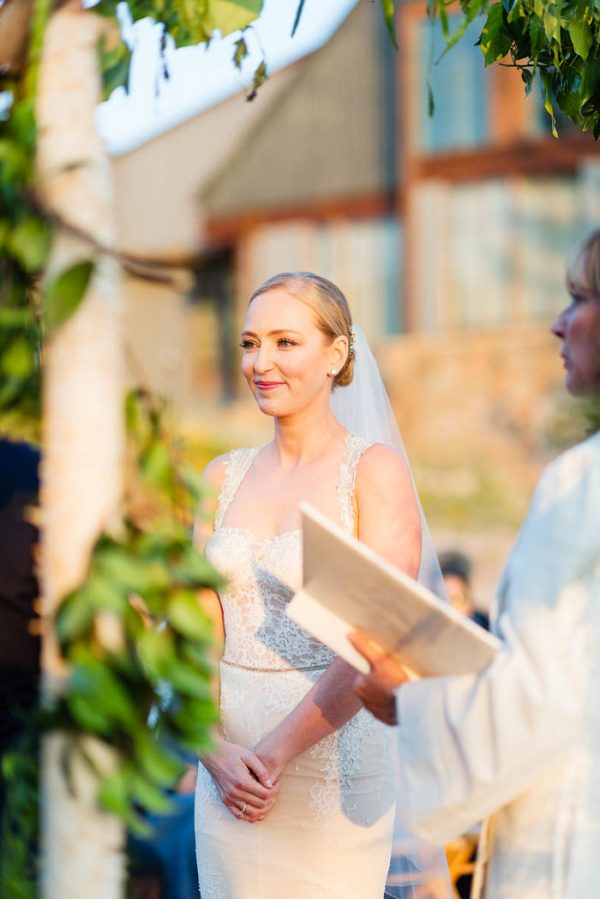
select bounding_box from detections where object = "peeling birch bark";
[36,3,125,897]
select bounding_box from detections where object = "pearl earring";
[329,369,337,377]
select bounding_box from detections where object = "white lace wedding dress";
[195,433,396,899]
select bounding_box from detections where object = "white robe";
[396,431,600,899]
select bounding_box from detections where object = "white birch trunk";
[36,3,125,897]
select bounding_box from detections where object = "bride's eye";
[240,339,258,350]
[278,337,297,348]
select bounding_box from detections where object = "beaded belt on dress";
[220,658,330,673]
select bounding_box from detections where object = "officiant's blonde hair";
[567,229,600,298]
[249,272,355,387]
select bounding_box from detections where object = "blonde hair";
[249,272,355,387]
[567,229,600,298]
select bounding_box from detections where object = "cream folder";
[286,503,501,676]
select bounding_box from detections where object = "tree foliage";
[425,0,600,137]
[49,389,221,833]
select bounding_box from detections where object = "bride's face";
[240,288,346,418]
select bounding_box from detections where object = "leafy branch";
[46,388,221,832]
[420,0,600,136]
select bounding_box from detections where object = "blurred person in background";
[351,228,600,899]
[0,438,40,821]
[439,550,489,630]
[128,757,200,899]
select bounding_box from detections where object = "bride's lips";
[255,380,285,391]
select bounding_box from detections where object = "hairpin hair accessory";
[349,326,357,356]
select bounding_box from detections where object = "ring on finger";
[238,802,248,818]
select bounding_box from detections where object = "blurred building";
[112,0,600,534]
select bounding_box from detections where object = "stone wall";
[377,324,584,534]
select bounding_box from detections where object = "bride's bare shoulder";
[355,442,416,505]
[358,442,412,481]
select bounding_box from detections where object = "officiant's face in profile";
[552,232,600,397]
[240,287,347,418]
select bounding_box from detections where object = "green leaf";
[141,440,173,490]
[506,0,524,24]
[125,388,150,435]
[205,0,263,37]
[163,660,213,699]
[67,694,114,736]
[69,652,139,725]
[581,57,600,109]
[98,768,131,817]
[137,629,176,680]
[134,734,184,787]
[247,60,268,101]
[0,138,29,181]
[427,81,435,117]
[380,0,398,49]
[167,589,214,640]
[8,217,52,273]
[233,37,248,69]
[86,570,127,614]
[520,66,534,96]
[556,63,584,122]
[568,19,593,61]
[56,590,94,643]
[542,7,560,42]
[179,463,207,503]
[541,69,558,137]
[528,17,544,61]
[9,99,36,155]
[438,3,449,39]
[96,546,171,594]
[480,4,513,65]
[0,336,34,380]
[171,696,219,733]
[98,35,133,101]
[170,547,223,589]
[44,260,95,335]
[124,767,174,814]
[181,640,215,675]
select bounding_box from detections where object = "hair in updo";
[248,272,355,387]
[567,228,600,298]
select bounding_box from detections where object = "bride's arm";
[255,444,422,782]
[196,455,280,820]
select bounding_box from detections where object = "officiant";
[351,229,600,899]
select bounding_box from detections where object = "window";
[418,16,489,153]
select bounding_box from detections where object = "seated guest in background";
[351,229,600,899]
[439,550,489,630]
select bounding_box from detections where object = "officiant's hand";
[200,737,280,822]
[349,632,410,726]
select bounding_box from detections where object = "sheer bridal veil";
[330,325,453,899]
[330,325,445,596]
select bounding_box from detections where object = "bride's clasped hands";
[200,734,280,822]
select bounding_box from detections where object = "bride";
[194,272,450,898]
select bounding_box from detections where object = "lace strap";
[337,433,373,534]
[214,446,262,529]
